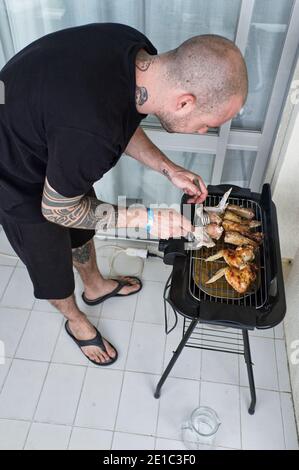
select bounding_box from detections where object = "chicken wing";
[206,211,223,225]
[205,246,255,269]
[249,220,262,229]
[227,205,255,220]
[223,210,243,224]
[205,223,224,240]
[223,212,261,228]
[224,231,258,248]
[223,220,251,234]
[206,264,257,294]
[222,221,264,244]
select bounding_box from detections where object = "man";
[0,23,247,366]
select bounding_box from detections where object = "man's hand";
[150,208,193,239]
[166,167,208,204]
[125,128,208,204]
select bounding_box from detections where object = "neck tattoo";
[136,86,148,106]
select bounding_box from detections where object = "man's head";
[154,35,248,134]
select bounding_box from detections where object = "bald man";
[0,23,247,366]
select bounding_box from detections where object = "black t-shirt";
[0,23,157,223]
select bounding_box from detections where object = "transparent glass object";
[232,0,294,130]
[221,149,257,188]
[182,406,221,450]
[95,151,215,206]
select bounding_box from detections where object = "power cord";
[96,244,164,277]
[0,245,164,271]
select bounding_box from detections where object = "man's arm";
[125,127,208,203]
[41,178,192,238]
[125,126,177,180]
[41,178,146,230]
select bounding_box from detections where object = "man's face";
[156,95,243,134]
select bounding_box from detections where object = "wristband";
[146,208,154,234]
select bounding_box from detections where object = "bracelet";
[146,208,154,234]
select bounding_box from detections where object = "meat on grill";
[222,221,264,244]
[224,231,258,248]
[205,223,224,240]
[223,210,243,224]
[227,205,255,220]
[223,211,261,228]
[205,246,255,270]
[206,264,257,294]
[206,212,223,225]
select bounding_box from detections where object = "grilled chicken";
[248,232,264,244]
[222,221,264,244]
[224,231,258,248]
[205,223,224,240]
[206,264,257,294]
[227,205,255,220]
[224,211,261,228]
[206,211,223,225]
[223,220,251,234]
[248,220,262,229]
[205,246,255,270]
[224,210,243,224]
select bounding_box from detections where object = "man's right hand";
[149,208,193,239]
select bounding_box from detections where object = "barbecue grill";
[154,184,286,415]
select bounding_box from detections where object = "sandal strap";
[65,321,107,353]
[82,279,126,306]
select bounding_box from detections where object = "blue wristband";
[146,208,154,234]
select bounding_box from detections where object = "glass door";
[0,0,298,201]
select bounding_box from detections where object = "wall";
[272,59,299,429]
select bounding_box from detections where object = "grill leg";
[154,319,199,399]
[242,330,256,415]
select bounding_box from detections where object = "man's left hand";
[169,167,208,204]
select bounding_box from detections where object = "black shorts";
[0,192,96,300]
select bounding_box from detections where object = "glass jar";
[182,406,221,450]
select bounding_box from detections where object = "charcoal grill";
[154,184,286,414]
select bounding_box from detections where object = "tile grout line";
[66,274,103,449]
[153,303,169,449]
[2,354,292,392]
[67,365,89,450]
[23,311,66,450]
[273,336,287,450]
[110,287,140,449]
[0,262,18,304]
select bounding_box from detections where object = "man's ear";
[176,94,196,112]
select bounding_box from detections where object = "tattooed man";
[0,24,247,364]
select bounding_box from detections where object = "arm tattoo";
[135,86,148,106]
[42,178,118,230]
[162,169,172,181]
[136,49,155,72]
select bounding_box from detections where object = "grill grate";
[188,195,268,310]
[183,318,244,355]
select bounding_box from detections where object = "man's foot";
[84,276,141,302]
[67,316,116,364]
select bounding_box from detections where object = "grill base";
[156,306,257,415]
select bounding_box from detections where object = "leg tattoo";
[72,242,92,264]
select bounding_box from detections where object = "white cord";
[96,245,146,277]
[0,245,148,276]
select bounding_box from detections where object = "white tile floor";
[0,233,298,450]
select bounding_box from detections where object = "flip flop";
[82,276,143,306]
[65,321,118,367]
